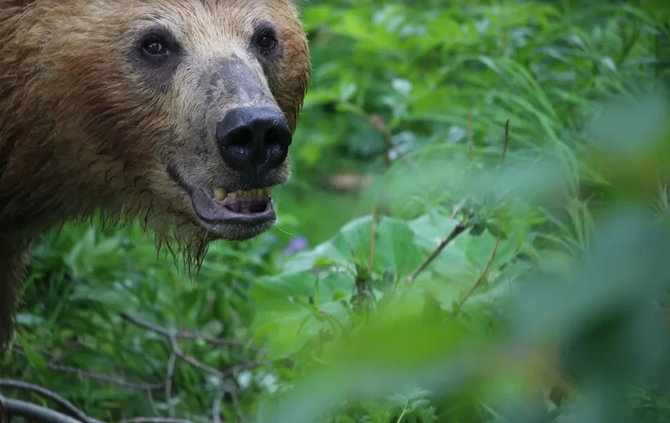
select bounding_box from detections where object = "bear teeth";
[214,188,227,201]
[213,188,271,202]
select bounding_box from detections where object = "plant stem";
[406,222,469,283]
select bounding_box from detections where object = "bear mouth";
[190,187,276,225]
[166,165,277,227]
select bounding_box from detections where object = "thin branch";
[0,399,7,423]
[450,202,465,220]
[340,101,416,169]
[212,386,224,423]
[165,353,177,418]
[115,419,194,423]
[220,357,267,380]
[501,119,511,164]
[122,309,267,420]
[228,382,243,423]
[145,390,159,417]
[47,363,162,391]
[0,395,83,423]
[459,220,502,307]
[169,337,224,379]
[406,222,469,283]
[369,209,376,275]
[467,115,473,161]
[0,380,102,423]
[11,349,161,391]
[120,313,245,347]
[369,115,417,170]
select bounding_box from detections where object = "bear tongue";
[224,198,269,214]
[190,188,275,224]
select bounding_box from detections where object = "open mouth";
[165,165,278,228]
[190,187,276,225]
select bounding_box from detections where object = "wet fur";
[0,0,310,350]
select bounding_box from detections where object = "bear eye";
[257,33,277,50]
[140,36,171,60]
[253,26,278,54]
[143,41,166,55]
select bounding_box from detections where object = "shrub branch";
[0,380,100,423]
[406,222,469,283]
[0,395,83,423]
[459,220,502,307]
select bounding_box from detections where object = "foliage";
[2,1,670,422]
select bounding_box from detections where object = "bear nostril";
[216,107,291,172]
[264,144,285,169]
[228,127,253,148]
[264,127,291,168]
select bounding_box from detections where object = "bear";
[0,0,310,350]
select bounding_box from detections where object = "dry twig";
[501,119,510,164]
[340,101,417,169]
[0,380,102,423]
[115,419,194,423]
[0,395,83,423]
[406,222,469,283]
[369,210,376,275]
[459,220,502,307]
[165,354,177,418]
[467,115,473,161]
[11,348,162,391]
[369,115,417,170]
[119,313,245,347]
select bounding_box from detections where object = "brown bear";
[0,0,310,349]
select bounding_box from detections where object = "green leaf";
[18,336,46,372]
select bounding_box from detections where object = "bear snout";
[216,107,292,177]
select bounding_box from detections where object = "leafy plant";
[1,1,669,422]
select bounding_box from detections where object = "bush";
[2,1,669,422]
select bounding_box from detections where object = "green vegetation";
[2,1,670,422]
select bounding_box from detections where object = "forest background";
[2,1,670,422]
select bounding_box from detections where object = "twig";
[0,398,7,423]
[369,210,376,275]
[450,202,465,220]
[316,308,346,333]
[369,115,417,170]
[656,176,669,213]
[459,220,502,307]
[122,310,265,423]
[119,313,245,347]
[145,390,159,417]
[395,398,410,423]
[122,313,247,381]
[47,363,162,391]
[212,386,225,423]
[0,380,102,423]
[501,119,510,164]
[115,419,194,423]
[165,353,177,418]
[340,101,416,169]
[0,395,83,423]
[227,380,243,423]
[467,115,473,161]
[169,337,224,379]
[406,222,469,283]
[11,349,162,391]
[220,357,267,380]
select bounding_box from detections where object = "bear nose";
[216,107,292,172]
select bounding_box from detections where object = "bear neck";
[0,134,135,241]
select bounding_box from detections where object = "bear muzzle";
[216,106,292,173]
[178,107,291,231]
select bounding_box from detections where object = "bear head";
[0,0,310,250]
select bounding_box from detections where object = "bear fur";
[0,0,310,349]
